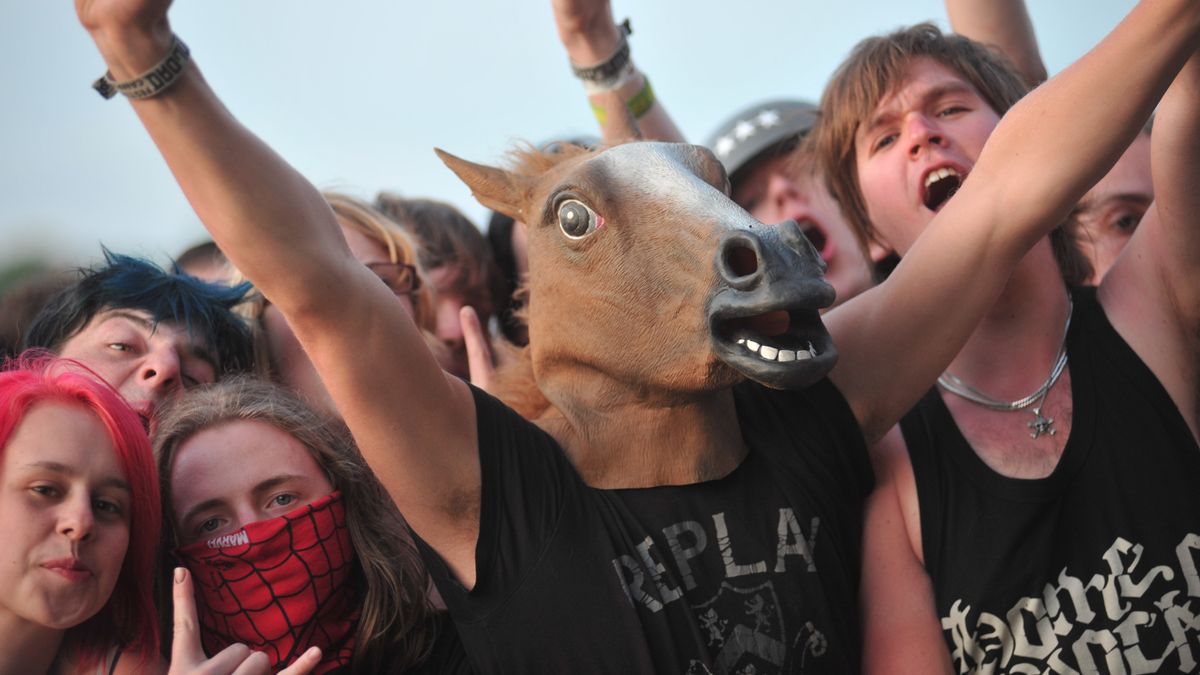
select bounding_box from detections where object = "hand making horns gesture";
[168,568,321,675]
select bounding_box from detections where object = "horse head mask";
[437,141,836,408]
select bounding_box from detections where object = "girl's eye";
[182,373,201,387]
[93,498,123,517]
[108,343,130,352]
[198,517,222,534]
[271,494,296,508]
[31,484,59,498]
[1113,211,1143,232]
[938,106,968,117]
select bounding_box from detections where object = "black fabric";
[411,612,474,675]
[903,286,1200,674]
[415,378,871,674]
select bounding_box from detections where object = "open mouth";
[710,301,837,388]
[721,310,825,363]
[798,220,829,261]
[923,167,964,212]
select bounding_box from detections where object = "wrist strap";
[93,34,191,100]
[570,19,633,90]
[590,75,656,126]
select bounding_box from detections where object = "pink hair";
[0,351,160,666]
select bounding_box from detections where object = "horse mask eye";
[558,199,600,239]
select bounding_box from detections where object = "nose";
[762,172,803,223]
[139,345,183,395]
[777,220,827,273]
[58,496,95,542]
[906,114,945,158]
[718,231,765,290]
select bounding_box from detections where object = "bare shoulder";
[1100,212,1200,440]
[868,425,924,563]
[862,425,950,674]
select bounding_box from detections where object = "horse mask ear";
[436,148,533,222]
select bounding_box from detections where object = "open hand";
[167,567,322,675]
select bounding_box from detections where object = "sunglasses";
[366,262,422,295]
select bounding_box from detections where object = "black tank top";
[902,286,1200,674]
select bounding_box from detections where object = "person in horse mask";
[73,0,1198,671]
[813,18,1200,675]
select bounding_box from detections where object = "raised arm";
[1100,44,1200,441]
[76,0,483,584]
[551,0,685,143]
[946,0,1047,85]
[827,0,1200,442]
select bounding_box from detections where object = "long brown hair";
[814,22,1090,284]
[152,377,435,672]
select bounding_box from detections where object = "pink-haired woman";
[0,354,161,675]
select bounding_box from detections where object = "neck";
[0,610,65,675]
[943,241,1071,397]
[536,370,746,489]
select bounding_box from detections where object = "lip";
[42,558,93,582]
[130,402,154,433]
[708,280,838,389]
[918,161,970,212]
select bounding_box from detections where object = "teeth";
[738,338,819,363]
[924,166,961,188]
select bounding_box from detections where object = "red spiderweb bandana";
[176,492,358,673]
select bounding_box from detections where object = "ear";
[436,149,532,222]
[867,238,894,263]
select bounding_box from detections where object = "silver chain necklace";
[937,294,1073,439]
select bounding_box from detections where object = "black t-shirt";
[411,612,474,674]
[415,378,872,674]
[903,287,1200,674]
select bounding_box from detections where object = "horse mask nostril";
[724,243,759,279]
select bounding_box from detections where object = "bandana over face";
[176,492,358,673]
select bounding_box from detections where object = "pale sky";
[2,0,1134,270]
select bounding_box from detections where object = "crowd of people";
[1,0,1196,673]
